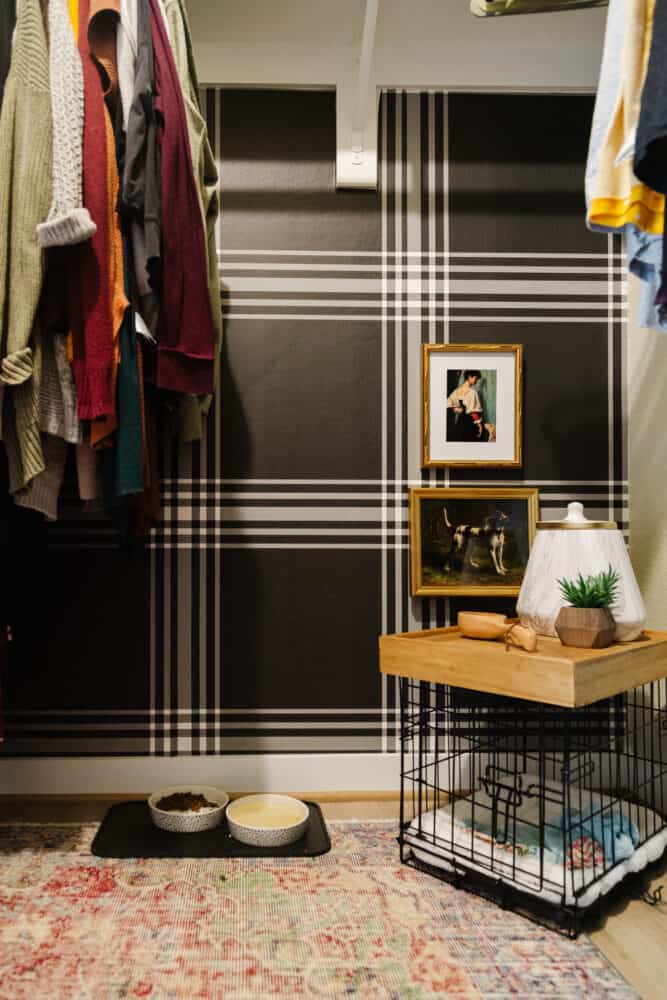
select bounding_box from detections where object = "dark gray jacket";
[122,0,161,290]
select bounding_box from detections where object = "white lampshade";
[516,502,646,642]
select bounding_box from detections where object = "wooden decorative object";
[555,606,615,649]
[379,626,667,708]
[457,612,537,652]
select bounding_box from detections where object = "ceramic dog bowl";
[226,794,309,847]
[148,785,229,833]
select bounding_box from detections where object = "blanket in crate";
[405,774,667,908]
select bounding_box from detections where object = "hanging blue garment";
[627,227,667,333]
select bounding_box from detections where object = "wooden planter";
[555,606,615,649]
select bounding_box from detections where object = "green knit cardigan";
[0,0,53,493]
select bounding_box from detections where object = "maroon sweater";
[149,0,215,395]
[69,0,114,420]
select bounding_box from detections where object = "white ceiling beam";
[336,0,380,189]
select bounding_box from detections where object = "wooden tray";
[379,626,667,707]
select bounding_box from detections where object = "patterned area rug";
[0,820,635,998]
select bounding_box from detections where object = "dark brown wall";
[0,91,625,756]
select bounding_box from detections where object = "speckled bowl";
[226,794,310,847]
[148,785,229,833]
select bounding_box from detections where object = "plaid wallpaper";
[0,91,626,756]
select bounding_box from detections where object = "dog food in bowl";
[156,791,217,812]
[148,785,229,833]
[226,794,309,847]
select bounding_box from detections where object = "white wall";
[0,755,401,795]
[189,0,605,92]
[627,275,667,629]
[188,0,606,185]
[188,2,667,629]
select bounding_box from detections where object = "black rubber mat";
[91,800,331,859]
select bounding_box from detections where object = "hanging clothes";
[89,0,121,115]
[633,0,667,313]
[0,0,53,493]
[40,332,82,445]
[587,0,661,234]
[103,304,144,502]
[86,104,129,449]
[586,0,625,219]
[634,0,667,193]
[0,0,19,434]
[76,441,101,501]
[68,0,116,421]
[0,1,16,110]
[38,251,83,446]
[585,0,667,335]
[38,0,96,248]
[626,227,667,331]
[164,0,222,443]
[14,433,68,521]
[149,0,216,397]
[0,0,221,536]
[122,0,162,322]
[12,252,84,518]
[471,0,607,14]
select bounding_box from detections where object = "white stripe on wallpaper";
[221,315,625,323]
[161,478,628,485]
[149,547,156,757]
[0,755,403,794]
[222,263,623,274]
[218,249,624,259]
[393,92,405,697]
[221,277,620,296]
[380,91,390,753]
[164,504,626,526]
[222,299,626,311]
[160,490,627,500]
[6,708,400,716]
[7,721,396,732]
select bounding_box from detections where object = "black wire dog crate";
[398,676,667,936]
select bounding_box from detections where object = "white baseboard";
[0,753,401,796]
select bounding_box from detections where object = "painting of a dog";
[410,488,539,596]
[443,508,511,576]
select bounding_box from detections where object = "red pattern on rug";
[0,820,636,998]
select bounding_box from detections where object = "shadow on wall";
[218,292,263,720]
[219,283,252,478]
[539,388,609,483]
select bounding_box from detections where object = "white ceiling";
[187,0,606,186]
[188,0,605,92]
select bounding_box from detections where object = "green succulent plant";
[557,566,621,609]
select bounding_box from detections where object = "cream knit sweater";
[0,0,53,492]
[37,0,96,247]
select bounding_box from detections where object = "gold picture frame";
[422,343,523,468]
[409,487,539,597]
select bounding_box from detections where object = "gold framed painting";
[422,343,523,468]
[409,487,539,597]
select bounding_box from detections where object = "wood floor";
[1,797,665,998]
